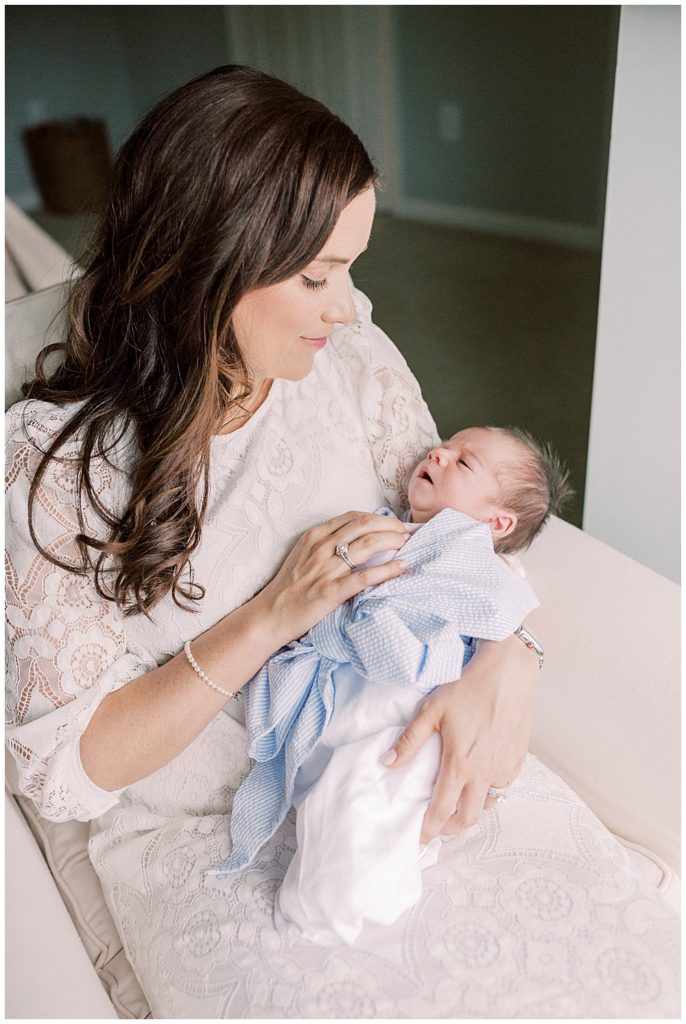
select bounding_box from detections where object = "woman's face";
[232,186,376,383]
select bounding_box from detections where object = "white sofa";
[5,282,680,1019]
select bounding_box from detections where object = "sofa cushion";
[5,790,119,1019]
[5,280,69,409]
[521,515,680,874]
[11,787,151,1019]
[5,198,77,294]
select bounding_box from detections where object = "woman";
[6,67,539,1013]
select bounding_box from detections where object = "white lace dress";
[5,289,679,1018]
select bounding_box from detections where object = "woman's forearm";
[472,631,541,693]
[80,510,409,793]
[79,594,283,792]
[466,632,541,737]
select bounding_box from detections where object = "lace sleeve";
[337,285,441,513]
[5,402,157,822]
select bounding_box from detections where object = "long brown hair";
[23,65,377,615]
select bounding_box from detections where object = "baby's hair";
[487,426,573,554]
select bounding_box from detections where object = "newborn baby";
[212,426,570,945]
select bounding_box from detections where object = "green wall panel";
[395,6,618,226]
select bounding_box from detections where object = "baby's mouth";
[420,469,434,484]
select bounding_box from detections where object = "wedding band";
[487,785,510,803]
[335,542,357,570]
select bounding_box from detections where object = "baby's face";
[408,427,518,526]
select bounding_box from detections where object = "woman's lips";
[301,336,328,350]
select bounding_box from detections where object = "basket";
[22,117,113,215]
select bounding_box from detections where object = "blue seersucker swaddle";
[209,507,538,876]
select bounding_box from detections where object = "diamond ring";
[487,785,510,804]
[335,542,357,570]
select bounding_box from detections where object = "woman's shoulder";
[6,398,134,462]
[6,399,84,481]
[6,398,135,521]
[6,396,82,438]
[317,284,438,499]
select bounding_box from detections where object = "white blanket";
[276,662,445,944]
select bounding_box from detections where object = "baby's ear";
[486,510,517,539]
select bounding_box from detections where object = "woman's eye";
[302,276,328,290]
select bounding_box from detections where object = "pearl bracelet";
[183,640,240,701]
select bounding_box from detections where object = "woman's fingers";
[333,517,409,561]
[380,673,527,843]
[317,511,411,576]
[338,557,408,599]
[378,688,473,844]
[439,764,522,835]
[307,511,410,575]
[258,510,411,645]
[306,509,369,538]
[380,698,436,770]
[335,530,411,571]
[311,510,408,547]
[420,760,468,843]
[440,779,490,836]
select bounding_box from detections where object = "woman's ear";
[485,510,517,540]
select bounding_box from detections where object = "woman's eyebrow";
[310,246,369,266]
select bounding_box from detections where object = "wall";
[118,6,227,117]
[583,6,680,582]
[393,6,618,247]
[5,6,137,206]
[6,5,617,247]
[5,6,396,211]
[5,6,228,208]
[223,6,400,211]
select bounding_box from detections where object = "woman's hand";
[252,510,409,646]
[384,634,539,842]
[82,509,407,792]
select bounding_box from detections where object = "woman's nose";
[321,278,356,325]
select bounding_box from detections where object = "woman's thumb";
[381,711,435,768]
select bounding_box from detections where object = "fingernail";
[381,749,397,767]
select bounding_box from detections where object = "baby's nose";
[429,447,448,465]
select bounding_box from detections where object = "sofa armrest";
[5,790,118,1019]
[520,516,680,873]
[5,280,70,409]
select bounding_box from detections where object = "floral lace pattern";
[5,289,679,1016]
[89,745,679,1018]
[5,403,154,819]
[5,289,437,824]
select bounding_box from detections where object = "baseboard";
[393,196,602,251]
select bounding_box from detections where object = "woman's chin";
[281,368,313,383]
[278,359,317,382]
